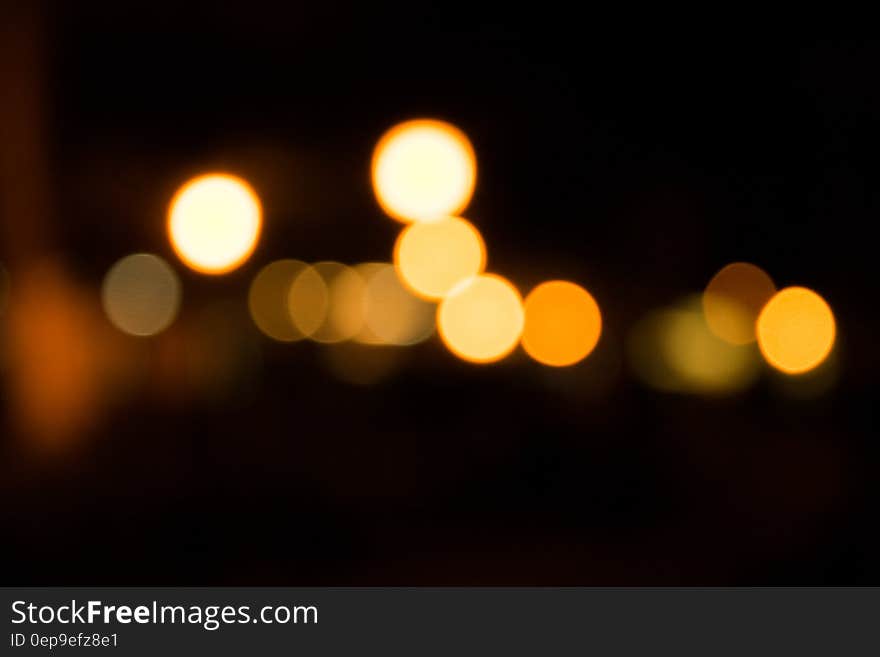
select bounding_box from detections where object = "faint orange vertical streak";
[0,2,51,265]
[0,4,114,450]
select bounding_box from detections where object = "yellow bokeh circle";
[757,286,836,375]
[437,274,524,364]
[394,216,486,300]
[628,298,761,395]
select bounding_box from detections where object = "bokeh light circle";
[287,265,329,338]
[248,259,308,342]
[102,253,181,337]
[662,307,759,392]
[394,216,486,300]
[702,262,776,345]
[309,262,365,344]
[438,274,524,364]
[360,263,435,346]
[371,119,476,223]
[628,297,761,395]
[351,263,389,345]
[324,264,369,343]
[757,286,836,375]
[522,280,602,367]
[167,173,262,274]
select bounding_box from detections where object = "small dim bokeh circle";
[102,253,181,337]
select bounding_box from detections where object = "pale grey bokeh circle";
[102,253,181,336]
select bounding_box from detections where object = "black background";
[1,7,876,583]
